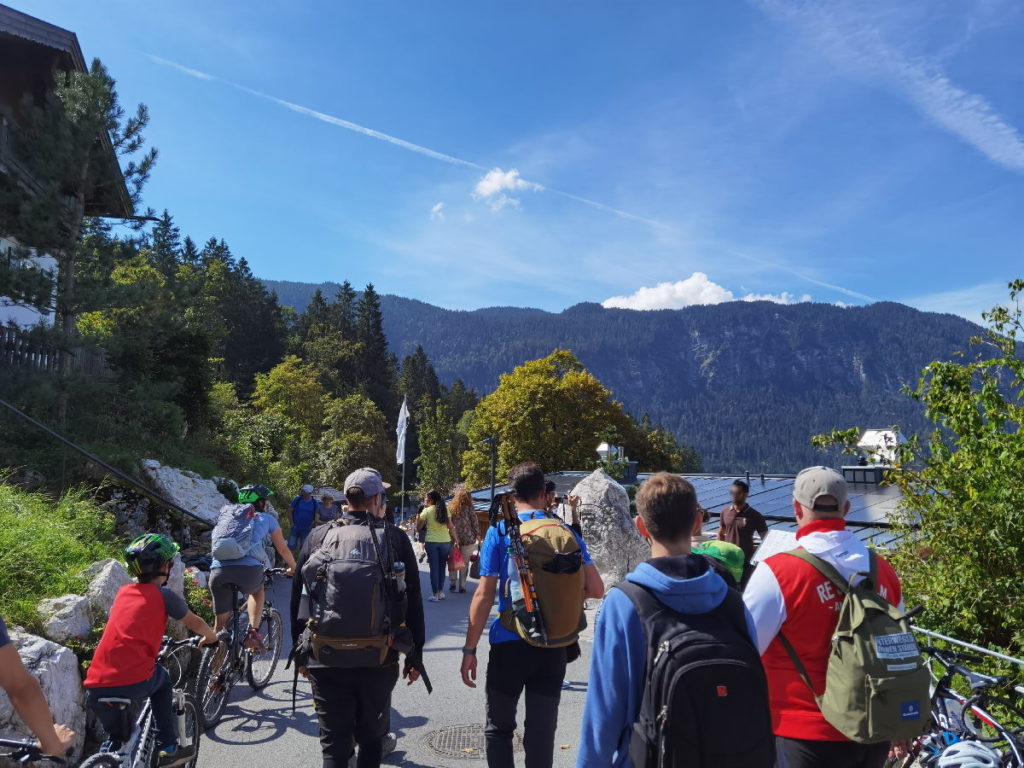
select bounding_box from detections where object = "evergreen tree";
[443,378,479,421]
[356,284,398,417]
[149,210,180,279]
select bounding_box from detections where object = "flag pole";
[396,395,410,524]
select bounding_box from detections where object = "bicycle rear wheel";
[196,644,233,728]
[246,608,283,690]
[78,754,122,767]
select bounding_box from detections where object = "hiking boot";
[459,587,467,593]
[383,732,398,755]
[450,584,457,592]
[157,743,195,767]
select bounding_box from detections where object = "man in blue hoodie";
[577,472,759,768]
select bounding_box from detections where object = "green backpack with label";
[778,549,930,744]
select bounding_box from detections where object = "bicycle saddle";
[953,664,1007,691]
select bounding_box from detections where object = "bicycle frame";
[0,737,64,764]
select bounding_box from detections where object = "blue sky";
[18,0,1024,319]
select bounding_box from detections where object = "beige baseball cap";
[793,466,848,513]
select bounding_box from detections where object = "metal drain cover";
[424,723,522,759]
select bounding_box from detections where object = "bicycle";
[892,644,1024,767]
[197,567,287,728]
[78,637,202,768]
[0,737,66,764]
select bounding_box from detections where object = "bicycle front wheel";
[196,644,232,728]
[246,608,283,690]
[179,694,202,768]
[78,754,122,767]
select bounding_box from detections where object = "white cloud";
[752,0,1024,173]
[602,272,812,310]
[430,202,445,221]
[472,168,543,210]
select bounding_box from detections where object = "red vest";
[762,548,902,741]
[85,583,166,688]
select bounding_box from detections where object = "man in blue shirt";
[460,463,604,768]
[288,484,319,551]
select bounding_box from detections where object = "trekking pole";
[500,494,546,643]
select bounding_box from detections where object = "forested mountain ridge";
[263,279,983,472]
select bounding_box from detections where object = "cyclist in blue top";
[209,484,296,640]
[460,462,604,768]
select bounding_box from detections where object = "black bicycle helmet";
[238,483,274,504]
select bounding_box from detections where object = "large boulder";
[0,630,86,766]
[572,469,650,586]
[138,460,232,525]
[36,595,91,645]
[79,559,132,621]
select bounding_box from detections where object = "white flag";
[396,396,410,465]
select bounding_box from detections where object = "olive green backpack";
[778,549,930,744]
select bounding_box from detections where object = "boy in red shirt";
[85,534,218,767]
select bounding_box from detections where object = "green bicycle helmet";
[237,483,274,504]
[124,533,180,577]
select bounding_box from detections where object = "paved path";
[198,558,597,768]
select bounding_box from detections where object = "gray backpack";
[299,521,409,668]
[211,504,259,561]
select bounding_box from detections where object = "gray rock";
[80,559,132,621]
[138,459,232,525]
[0,630,86,765]
[572,469,650,586]
[36,595,92,644]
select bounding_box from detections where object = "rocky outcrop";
[572,469,650,586]
[138,459,231,525]
[36,595,91,644]
[79,559,132,621]
[0,629,85,765]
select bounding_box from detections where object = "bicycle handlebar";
[265,567,291,577]
[0,738,65,763]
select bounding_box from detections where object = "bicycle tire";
[246,608,283,690]
[196,644,233,728]
[78,754,122,767]
[179,693,202,768]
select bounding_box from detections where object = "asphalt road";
[197,557,597,768]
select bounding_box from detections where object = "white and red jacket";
[743,519,903,741]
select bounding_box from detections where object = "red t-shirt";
[84,583,167,688]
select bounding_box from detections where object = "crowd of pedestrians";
[3,463,935,768]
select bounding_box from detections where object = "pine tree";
[149,210,180,279]
[356,284,398,417]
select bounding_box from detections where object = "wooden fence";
[0,326,110,376]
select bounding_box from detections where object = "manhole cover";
[424,724,522,759]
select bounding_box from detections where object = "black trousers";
[308,664,399,768]
[485,641,567,768]
[775,736,890,768]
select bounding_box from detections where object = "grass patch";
[0,483,125,633]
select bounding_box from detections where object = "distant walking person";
[744,467,916,768]
[461,462,604,768]
[577,473,773,768]
[289,484,319,550]
[448,488,481,593]
[717,479,767,587]
[417,490,454,602]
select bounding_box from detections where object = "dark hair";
[545,480,556,495]
[426,489,448,525]
[732,480,750,493]
[346,488,367,506]
[636,472,697,543]
[509,462,546,502]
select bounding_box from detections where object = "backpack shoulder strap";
[782,548,850,594]
[777,631,822,703]
[614,579,666,627]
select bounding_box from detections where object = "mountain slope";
[264,279,981,473]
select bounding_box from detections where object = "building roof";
[468,470,909,549]
[0,3,132,219]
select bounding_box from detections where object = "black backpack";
[616,581,775,768]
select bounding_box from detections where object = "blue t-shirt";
[0,616,9,648]
[211,513,280,569]
[479,509,594,645]
[290,496,318,532]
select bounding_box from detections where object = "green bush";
[0,484,124,633]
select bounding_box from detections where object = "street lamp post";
[483,436,498,502]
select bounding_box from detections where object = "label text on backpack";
[873,632,918,660]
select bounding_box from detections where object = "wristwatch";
[462,647,477,655]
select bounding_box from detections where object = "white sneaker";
[438,590,446,601]
[428,594,439,602]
